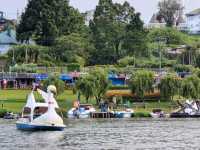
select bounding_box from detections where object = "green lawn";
[0,90,77,113]
[0,90,178,114]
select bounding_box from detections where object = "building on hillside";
[147,13,166,28]
[0,29,17,54]
[0,11,7,31]
[82,10,95,26]
[147,13,185,29]
[183,8,200,34]
[0,11,17,54]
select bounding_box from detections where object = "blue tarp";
[60,74,73,81]
[35,74,48,81]
[108,74,126,86]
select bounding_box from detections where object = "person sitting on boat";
[73,100,80,118]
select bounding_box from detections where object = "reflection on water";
[0,118,200,150]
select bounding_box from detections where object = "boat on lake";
[67,104,96,119]
[114,108,134,118]
[170,100,200,118]
[150,109,165,118]
[3,112,18,119]
[16,85,66,131]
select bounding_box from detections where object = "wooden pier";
[90,112,115,118]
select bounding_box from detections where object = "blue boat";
[16,122,65,131]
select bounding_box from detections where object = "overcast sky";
[0,0,200,23]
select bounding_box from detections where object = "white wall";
[186,14,200,34]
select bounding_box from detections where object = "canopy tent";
[108,74,126,86]
[34,74,48,81]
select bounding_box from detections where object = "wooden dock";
[90,112,115,118]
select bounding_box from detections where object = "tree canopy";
[158,0,183,27]
[89,0,147,64]
[17,0,84,46]
[129,70,154,102]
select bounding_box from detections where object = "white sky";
[0,0,200,23]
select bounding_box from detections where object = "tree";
[159,74,180,101]
[42,75,65,95]
[123,13,148,57]
[50,33,93,64]
[181,75,200,99]
[158,0,184,27]
[89,0,141,64]
[75,74,95,103]
[90,68,110,104]
[129,70,154,103]
[17,0,84,46]
[7,45,49,65]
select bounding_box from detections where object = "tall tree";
[50,33,93,64]
[17,0,84,46]
[123,13,148,57]
[158,0,184,27]
[89,0,142,64]
[90,68,110,104]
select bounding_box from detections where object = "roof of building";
[149,13,166,24]
[149,14,160,24]
[186,8,200,16]
[0,29,17,44]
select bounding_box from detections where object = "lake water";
[0,118,200,150]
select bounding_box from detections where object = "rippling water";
[1,118,200,150]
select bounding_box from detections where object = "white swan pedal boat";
[16,86,66,131]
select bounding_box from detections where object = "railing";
[0,72,37,79]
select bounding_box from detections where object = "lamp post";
[155,37,167,73]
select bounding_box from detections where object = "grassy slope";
[0,90,177,113]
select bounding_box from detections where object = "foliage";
[42,75,65,95]
[89,0,146,64]
[0,109,7,118]
[10,63,37,73]
[50,33,93,64]
[129,70,154,102]
[90,68,110,104]
[117,56,135,67]
[158,0,183,27]
[123,13,148,57]
[173,64,192,72]
[159,74,180,101]
[148,28,185,45]
[7,45,49,65]
[75,74,95,103]
[181,75,200,99]
[17,0,85,46]
[133,112,151,118]
[67,63,80,72]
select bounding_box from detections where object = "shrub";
[10,63,37,73]
[0,109,7,118]
[67,63,80,72]
[174,64,193,72]
[133,112,151,118]
[118,56,135,67]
